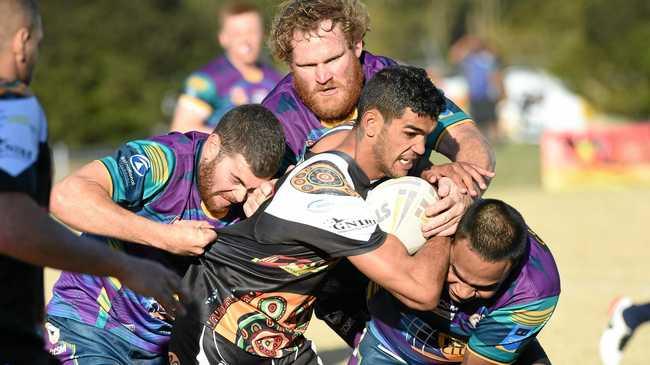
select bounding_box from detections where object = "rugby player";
[263,0,495,234]
[0,1,186,363]
[170,2,282,133]
[256,0,495,345]
[45,105,285,364]
[351,199,560,365]
[169,65,452,364]
[600,297,650,365]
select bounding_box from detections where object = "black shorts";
[470,99,498,126]
[169,319,322,365]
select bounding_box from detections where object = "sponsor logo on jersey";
[129,154,151,177]
[0,137,34,161]
[324,217,376,233]
[50,343,68,356]
[307,199,335,213]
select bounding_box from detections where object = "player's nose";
[233,187,247,203]
[315,64,332,84]
[412,136,426,155]
[454,284,476,300]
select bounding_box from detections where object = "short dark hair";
[218,1,261,30]
[213,104,285,178]
[0,0,40,46]
[357,65,446,125]
[455,199,528,264]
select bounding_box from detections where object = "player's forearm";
[0,192,135,277]
[50,175,169,250]
[355,235,450,311]
[390,236,450,310]
[438,123,496,173]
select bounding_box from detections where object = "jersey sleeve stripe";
[142,144,167,184]
[510,307,555,326]
[430,119,475,150]
[178,94,213,115]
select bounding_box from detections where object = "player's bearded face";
[199,142,266,216]
[198,153,230,213]
[293,52,363,124]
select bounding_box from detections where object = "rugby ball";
[366,177,438,254]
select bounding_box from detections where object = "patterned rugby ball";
[366,177,439,254]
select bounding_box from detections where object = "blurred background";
[37,1,650,364]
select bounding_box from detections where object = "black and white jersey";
[0,83,52,350]
[181,151,386,359]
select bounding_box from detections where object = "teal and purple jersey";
[47,132,245,353]
[365,229,560,364]
[261,51,472,167]
[180,56,282,127]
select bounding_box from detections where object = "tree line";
[33,0,649,146]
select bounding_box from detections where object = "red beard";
[293,60,364,125]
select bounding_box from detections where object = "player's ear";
[352,39,363,58]
[361,109,382,138]
[205,133,222,158]
[218,29,227,48]
[12,27,30,62]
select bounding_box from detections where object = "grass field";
[45,144,650,364]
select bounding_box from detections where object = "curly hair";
[269,0,369,64]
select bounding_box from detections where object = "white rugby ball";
[366,177,438,254]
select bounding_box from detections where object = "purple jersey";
[47,132,244,353]
[367,229,560,364]
[180,56,282,127]
[262,51,472,166]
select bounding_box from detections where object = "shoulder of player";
[121,139,176,180]
[0,95,46,135]
[484,294,558,333]
[493,253,560,310]
[294,152,350,174]
[183,71,217,96]
[281,153,359,196]
[261,77,312,121]
[361,51,397,68]
[523,229,560,294]
[198,56,233,74]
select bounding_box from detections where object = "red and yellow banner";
[541,123,650,191]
